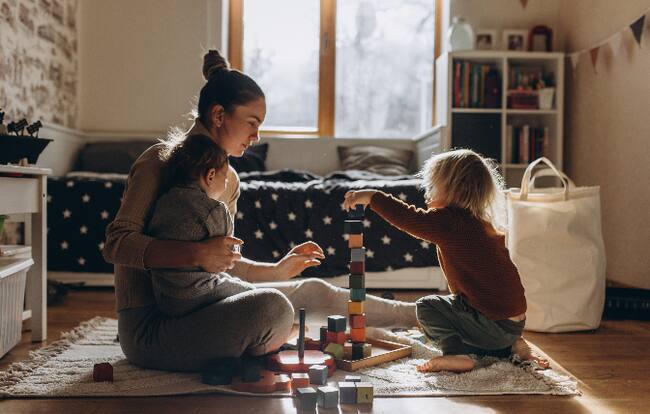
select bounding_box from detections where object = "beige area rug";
[0,317,578,398]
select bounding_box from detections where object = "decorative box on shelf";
[507,90,539,109]
[0,135,52,165]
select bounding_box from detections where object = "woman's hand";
[198,236,243,273]
[274,241,325,281]
[343,190,378,211]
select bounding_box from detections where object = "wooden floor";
[1,288,649,414]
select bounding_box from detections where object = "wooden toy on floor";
[338,381,357,404]
[356,382,374,403]
[296,387,318,410]
[344,375,361,382]
[93,362,113,382]
[308,364,328,385]
[317,386,339,408]
[291,373,310,390]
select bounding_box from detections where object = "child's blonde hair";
[418,149,504,224]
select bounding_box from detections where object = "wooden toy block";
[296,387,318,410]
[349,274,365,289]
[343,341,353,359]
[317,385,339,408]
[267,350,336,375]
[275,374,292,392]
[338,382,357,404]
[240,362,261,382]
[327,315,347,332]
[348,300,364,315]
[93,362,113,382]
[324,342,344,359]
[363,343,372,358]
[350,247,366,262]
[350,327,366,343]
[291,373,310,390]
[348,204,365,219]
[352,343,364,360]
[344,220,363,234]
[308,364,329,385]
[344,375,362,382]
[356,382,374,403]
[320,326,328,347]
[350,313,366,329]
[326,330,346,345]
[304,337,322,350]
[348,234,363,248]
[350,287,366,301]
[349,261,365,275]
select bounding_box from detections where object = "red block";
[326,330,346,345]
[350,327,366,343]
[349,261,365,275]
[93,362,113,382]
[350,313,366,329]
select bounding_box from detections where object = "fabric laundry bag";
[506,158,606,333]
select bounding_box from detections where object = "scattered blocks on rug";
[348,300,364,315]
[344,375,361,383]
[349,261,365,275]
[317,385,339,408]
[308,364,328,385]
[296,387,317,410]
[349,274,365,289]
[327,315,347,332]
[350,313,366,329]
[356,382,374,403]
[92,362,113,382]
[324,342,344,359]
[338,382,357,404]
[350,327,366,343]
[348,234,363,248]
[291,373,310,390]
[350,287,366,301]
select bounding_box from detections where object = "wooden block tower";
[344,205,371,359]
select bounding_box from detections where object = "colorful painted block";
[344,220,363,234]
[324,342,344,359]
[349,261,365,275]
[348,204,365,219]
[352,343,364,360]
[317,386,339,408]
[291,373,310,390]
[348,234,363,248]
[344,375,361,383]
[308,364,328,385]
[338,382,357,404]
[356,382,374,403]
[350,327,366,343]
[296,387,318,410]
[350,247,366,262]
[348,300,364,315]
[362,343,372,358]
[326,330,346,345]
[349,274,365,289]
[343,341,353,359]
[93,362,113,382]
[275,374,292,392]
[350,313,366,329]
[327,315,347,332]
[350,287,366,301]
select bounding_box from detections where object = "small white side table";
[0,164,51,342]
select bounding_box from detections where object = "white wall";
[34,123,84,176]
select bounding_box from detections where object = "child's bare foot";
[416,355,475,373]
[513,337,550,369]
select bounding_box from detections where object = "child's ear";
[206,168,217,182]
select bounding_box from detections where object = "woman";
[103,50,416,372]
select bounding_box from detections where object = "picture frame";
[475,30,497,50]
[503,30,528,51]
[529,25,553,52]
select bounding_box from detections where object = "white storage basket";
[0,257,33,358]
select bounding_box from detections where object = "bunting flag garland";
[630,15,646,46]
[567,8,649,74]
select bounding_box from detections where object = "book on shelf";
[506,125,548,164]
[0,245,31,257]
[453,60,501,108]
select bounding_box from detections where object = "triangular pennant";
[609,32,623,56]
[519,0,529,8]
[570,53,581,72]
[590,47,600,72]
[630,15,646,46]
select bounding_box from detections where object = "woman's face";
[214,97,266,157]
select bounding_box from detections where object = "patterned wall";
[0,0,78,129]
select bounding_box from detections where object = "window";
[229,0,441,138]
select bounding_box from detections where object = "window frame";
[228,0,442,138]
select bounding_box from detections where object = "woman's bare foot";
[512,337,550,369]
[416,355,476,373]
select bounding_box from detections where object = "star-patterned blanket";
[47,170,438,277]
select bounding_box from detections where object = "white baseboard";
[48,266,445,290]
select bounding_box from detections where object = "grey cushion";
[76,141,155,174]
[337,145,414,176]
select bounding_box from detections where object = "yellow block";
[348,300,364,315]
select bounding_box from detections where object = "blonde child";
[343,149,547,373]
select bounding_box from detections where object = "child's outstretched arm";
[344,190,452,244]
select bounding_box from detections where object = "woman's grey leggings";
[118,277,417,372]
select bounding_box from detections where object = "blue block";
[317,386,339,408]
[327,315,347,332]
[308,364,328,385]
[296,387,318,410]
[344,220,363,234]
[338,382,357,404]
[350,288,366,301]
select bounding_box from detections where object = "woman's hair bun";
[202,50,230,81]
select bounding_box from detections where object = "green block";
[349,274,365,289]
[350,288,366,301]
[324,342,344,359]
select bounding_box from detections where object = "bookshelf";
[435,51,564,188]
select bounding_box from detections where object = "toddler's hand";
[343,190,377,211]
